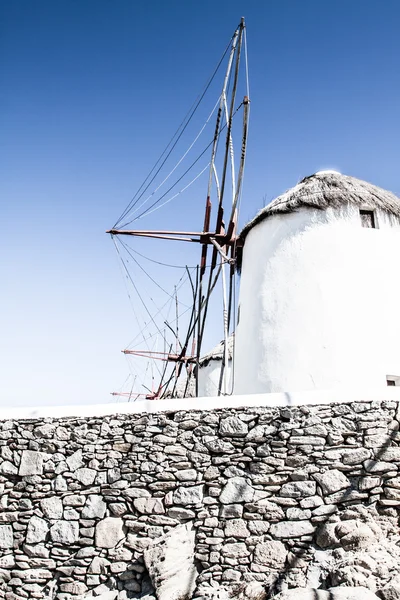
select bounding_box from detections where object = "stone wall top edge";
[1,387,400,422]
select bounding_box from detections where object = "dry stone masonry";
[1,400,400,599]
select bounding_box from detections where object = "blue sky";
[1,0,399,407]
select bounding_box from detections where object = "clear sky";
[1,0,399,407]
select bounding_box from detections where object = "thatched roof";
[199,334,234,368]
[174,375,196,398]
[239,171,400,242]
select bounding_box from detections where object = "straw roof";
[199,334,234,368]
[174,375,196,398]
[239,171,400,243]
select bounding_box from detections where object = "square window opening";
[387,375,400,387]
[360,209,376,228]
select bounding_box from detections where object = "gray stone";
[254,540,287,568]
[365,433,391,448]
[379,447,400,462]
[95,518,125,549]
[219,504,243,518]
[380,575,400,600]
[335,519,378,550]
[122,487,151,498]
[23,544,49,558]
[76,547,97,558]
[63,494,86,506]
[300,495,323,509]
[26,516,48,544]
[109,502,127,516]
[0,525,13,549]
[40,497,63,519]
[287,507,312,520]
[280,481,316,498]
[60,582,88,594]
[270,520,316,539]
[248,520,270,535]
[50,520,79,544]
[364,460,394,473]
[167,508,196,520]
[66,449,84,471]
[82,495,107,519]
[384,475,400,488]
[1,461,18,475]
[0,553,15,567]
[328,588,379,600]
[14,567,53,581]
[144,523,197,600]
[175,469,197,481]
[254,499,285,520]
[75,467,96,485]
[220,477,254,504]
[273,588,379,600]
[359,476,381,491]
[221,542,249,557]
[312,505,337,517]
[54,475,68,491]
[246,424,277,441]
[33,423,56,438]
[64,507,79,519]
[88,556,110,574]
[290,436,326,445]
[224,519,249,538]
[314,470,351,494]
[219,416,248,437]
[134,497,165,514]
[315,522,340,548]
[203,437,235,453]
[324,489,368,504]
[173,485,204,505]
[342,448,371,465]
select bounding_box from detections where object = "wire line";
[114,37,233,228]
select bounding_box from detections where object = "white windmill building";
[233,171,400,394]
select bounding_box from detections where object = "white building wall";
[198,360,232,397]
[234,205,400,394]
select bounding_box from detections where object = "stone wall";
[1,399,400,600]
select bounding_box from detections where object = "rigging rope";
[133,162,210,221]
[113,37,234,229]
[112,237,164,377]
[117,243,211,270]
[121,104,244,225]
[127,97,220,220]
[118,238,192,308]
[122,269,192,349]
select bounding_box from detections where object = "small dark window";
[360,210,376,228]
[387,379,396,387]
[387,376,400,386]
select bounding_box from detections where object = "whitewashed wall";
[234,205,400,394]
[198,360,232,397]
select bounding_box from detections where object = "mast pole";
[198,19,245,368]
[196,21,242,374]
[220,256,229,395]
[175,286,179,381]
